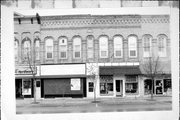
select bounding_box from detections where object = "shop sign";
[71,78,81,90]
[15,67,37,75]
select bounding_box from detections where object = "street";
[16,96,172,114]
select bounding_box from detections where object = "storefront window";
[22,79,31,95]
[144,79,153,95]
[100,75,113,95]
[163,79,171,92]
[155,80,163,94]
[125,76,138,94]
[88,82,94,92]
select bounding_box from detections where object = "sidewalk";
[16,96,172,107]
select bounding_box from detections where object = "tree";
[87,63,98,102]
[142,55,162,100]
[21,38,38,104]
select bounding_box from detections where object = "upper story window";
[35,40,40,60]
[87,35,94,59]
[128,36,137,58]
[14,40,19,61]
[73,37,81,59]
[114,36,123,58]
[157,34,167,57]
[59,37,67,59]
[45,38,53,59]
[99,36,108,58]
[143,35,152,57]
[22,39,31,59]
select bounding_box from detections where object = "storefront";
[40,64,87,98]
[15,66,38,98]
[86,63,142,98]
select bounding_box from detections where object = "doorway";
[116,80,123,97]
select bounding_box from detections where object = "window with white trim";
[143,35,152,57]
[35,40,40,60]
[87,35,94,58]
[114,36,123,58]
[158,35,167,57]
[99,36,108,58]
[73,37,81,58]
[23,39,31,59]
[45,38,53,59]
[14,40,18,61]
[128,36,137,58]
[59,37,67,59]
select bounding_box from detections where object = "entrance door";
[116,80,123,97]
[36,80,41,99]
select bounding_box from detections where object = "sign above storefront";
[40,64,86,76]
[15,67,37,75]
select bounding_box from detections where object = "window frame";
[157,35,167,57]
[143,35,152,57]
[128,36,137,58]
[45,38,54,59]
[59,37,68,59]
[99,36,108,58]
[14,39,19,61]
[87,35,94,59]
[73,36,81,59]
[113,36,123,58]
[34,39,40,60]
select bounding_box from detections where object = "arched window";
[114,36,123,58]
[99,36,108,58]
[23,39,31,59]
[128,36,137,58]
[157,35,167,57]
[35,40,40,60]
[14,40,18,61]
[45,38,53,59]
[59,37,67,59]
[87,35,94,59]
[143,35,152,57]
[73,37,81,58]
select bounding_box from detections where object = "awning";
[99,66,141,75]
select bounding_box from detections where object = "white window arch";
[143,35,152,57]
[87,35,94,59]
[114,36,123,58]
[14,40,18,61]
[35,40,40,60]
[73,37,81,58]
[157,35,167,57]
[59,37,67,59]
[128,36,137,58]
[99,36,108,58]
[45,38,53,59]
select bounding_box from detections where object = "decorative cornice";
[41,15,169,29]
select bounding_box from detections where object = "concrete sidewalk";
[16,96,172,107]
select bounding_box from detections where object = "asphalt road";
[16,98,172,114]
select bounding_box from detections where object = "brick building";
[14,8,172,99]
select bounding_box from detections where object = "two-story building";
[14,9,171,99]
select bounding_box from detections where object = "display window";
[100,76,113,95]
[125,76,138,94]
[22,79,31,95]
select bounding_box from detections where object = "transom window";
[114,36,123,58]
[128,36,137,58]
[59,37,67,59]
[87,35,94,59]
[143,35,152,57]
[99,36,108,58]
[45,38,53,59]
[73,37,81,59]
[158,35,167,57]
